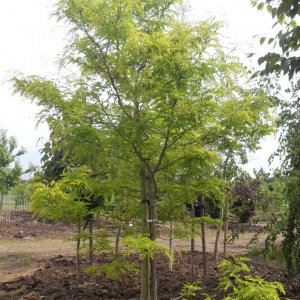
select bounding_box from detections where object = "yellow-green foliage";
[230,275,286,300]
[29,166,106,224]
[86,258,137,281]
[30,180,88,223]
[218,255,286,300]
[179,281,201,299]
[73,231,112,254]
[199,216,222,230]
[123,235,157,259]
[218,256,250,292]
[172,217,221,240]
[122,234,173,264]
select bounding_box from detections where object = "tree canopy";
[252,0,300,79]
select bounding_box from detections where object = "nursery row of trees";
[6,0,300,298]
[0,128,33,219]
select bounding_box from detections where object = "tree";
[210,80,277,259]
[251,0,300,277]
[272,81,300,277]
[31,165,107,283]
[0,129,26,221]
[34,131,109,282]
[12,1,275,298]
[251,0,300,79]
[232,177,259,223]
[254,168,287,214]
[0,129,25,193]
[11,181,32,211]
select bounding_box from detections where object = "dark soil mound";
[0,251,299,300]
[0,211,77,239]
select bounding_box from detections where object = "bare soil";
[0,211,299,299]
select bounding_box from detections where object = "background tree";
[251,0,300,277]
[10,181,32,211]
[0,129,26,221]
[231,177,259,223]
[272,81,300,277]
[254,168,287,214]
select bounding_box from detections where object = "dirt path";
[0,239,75,282]
[0,228,269,282]
[0,211,274,282]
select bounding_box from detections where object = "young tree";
[12,1,275,298]
[31,165,107,283]
[11,182,32,211]
[254,168,286,214]
[37,132,109,281]
[0,129,26,221]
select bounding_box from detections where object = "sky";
[0,0,279,176]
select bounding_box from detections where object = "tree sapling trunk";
[224,195,229,258]
[76,222,82,285]
[199,195,207,283]
[213,207,223,262]
[190,205,195,282]
[89,217,94,281]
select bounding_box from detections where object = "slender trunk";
[140,166,150,300]
[76,222,82,285]
[23,193,26,211]
[115,205,123,258]
[169,218,173,271]
[7,194,11,223]
[150,255,157,300]
[222,154,230,258]
[0,193,4,223]
[199,195,207,283]
[167,183,173,270]
[14,195,18,211]
[114,225,121,258]
[213,208,223,262]
[149,174,157,300]
[224,196,228,258]
[190,205,195,282]
[89,218,94,281]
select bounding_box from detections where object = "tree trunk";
[167,185,173,271]
[199,195,207,283]
[213,207,223,262]
[0,193,4,223]
[222,154,230,258]
[190,205,195,282]
[169,218,173,271]
[140,166,150,300]
[114,225,121,258]
[224,195,228,258]
[89,218,94,282]
[76,222,82,285]
[149,174,157,300]
[7,194,11,223]
[150,254,157,300]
